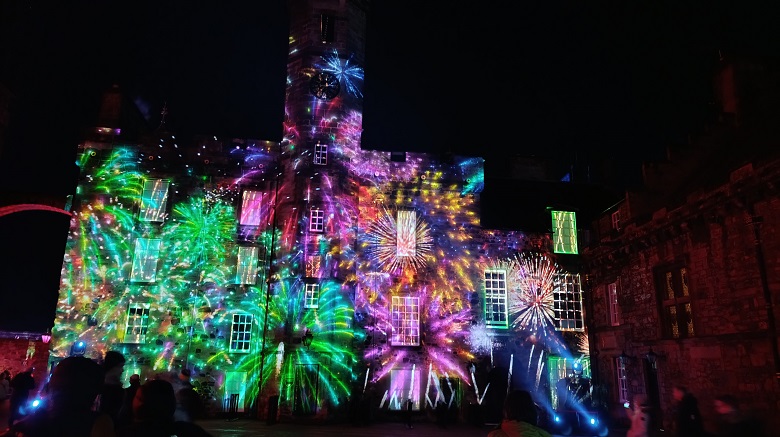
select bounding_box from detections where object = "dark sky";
[0,1,777,332]
[2,1,775,187]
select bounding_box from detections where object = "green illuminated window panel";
[304,283,320,309]
[130,238,161,283]
[224,371,248,412]
[552,210,578,254]
[125,303,150,344]
[229,313,253,353]
[239,190,264,226]
[547,356,591,409]
[553,273,584,331]
[235,246,259,285]
[139,179,170,222]
[484,269,508,329]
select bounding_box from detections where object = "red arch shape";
[0,204,72,218]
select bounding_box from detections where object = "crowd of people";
[0,351,212,437]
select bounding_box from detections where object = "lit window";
[389,367,421,411]
[611,210,621,231]
[396,210,416,257]
[391,295,420,346]
[553,273,584,331]
[616,356,629,404]
[314,142,328,165]
[229,313,253,353]
[310,208,325,233]
[139,179,170,222]
[236,246,259,285]
[551,210,578,254]
[304,283,320,309]
[608,281,621,326]
[125,303,150,344]
[240,190,264,226]
[484,269,508,329]
[658,265,694,339]
[130,238,161,282]
[305,255,321,278]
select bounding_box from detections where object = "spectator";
[4,357,114,437]
[121,379,211,437]
[712,394,764,437]
[8,368,35,428]
[487,390,552,437]
[672,385,703,437]
[173,369,202,422]
[98,351,126,427]
[116,374,141,429]
[625,394,651,437]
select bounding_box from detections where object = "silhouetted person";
[8,368,35,428]
[487,390,551,437]
[98,351,126,427]
[405,398,413,429]
[672,385,703,437]
[4,357,114,437]
[712,394,764,437]
[121,379,211,437]
[173,369,201,422]
[116,374,140,430]
[626,394,651,437]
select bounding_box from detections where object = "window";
[235,246,259,285]
[130,238,161,282]
[305,255,321,278]
[484,269,508,329]
[396,210,416,257]
[607,280,621,326]
[611,210,621,231]
[240,190,264,226]
[658,265,695,339]
[389,367,421,411]
[224,371,248,412]
[229,313,253,353]
[139,179,170,222]
[314,142,328,165]
[616,356,629,404]
[551,210,578,254]
[391,295,420,346]
[553,273,584,331]
[125,303,150,344]
[304,283,320,309]
[310,208,325,233]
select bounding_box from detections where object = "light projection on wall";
[552,210,578,254]
[320,49,364,98]
[367,207,432,273]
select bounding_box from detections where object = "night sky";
[0,1,776,331]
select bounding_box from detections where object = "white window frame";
[310,208,325,233]
[314,142,328,165]
[130,238,161,283]
[239,190,264,226]
[390,296,420,346]
[229,313,253,353]
[125,303,150,344]
[304,283,320,309]
[139,179,170,222]
[484,269,508,329]
[608,280,621,326]
[236,246,259,285]
[553,273,584,331]
[616,356,629,403]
